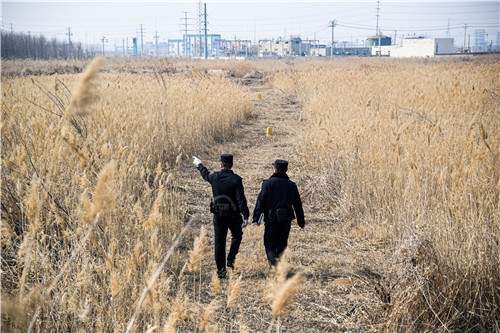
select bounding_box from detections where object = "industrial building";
[330,46,370,56]
[366,35,392,56]
[258,36,313,57]
[388,37,454,58]
[131,29,493,59]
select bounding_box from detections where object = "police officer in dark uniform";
[193,154,249,278]
[252,159,305,266]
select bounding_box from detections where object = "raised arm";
[193,156,211,183]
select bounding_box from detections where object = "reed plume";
[66,57,104,116]
[227,273,242,307]
[188,227,209,272]
[270,272,306,318]
[199,300,216,332]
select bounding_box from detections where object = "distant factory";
[252,34,457,58]
[125,31,499,59]
[364,35,455,57]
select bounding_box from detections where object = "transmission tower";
[197,0,203,56]
[154,20,160,55]
[204,3,208,59]
[139,24,145,55]
[180,12,193,56]
[376,0,380,35]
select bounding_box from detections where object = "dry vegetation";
[1,57,253,331]
[2,56,499,332]
[272,56,500,332]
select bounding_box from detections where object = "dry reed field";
[1,56,499,333]
[271,56,500,332]
[1,57,253,332]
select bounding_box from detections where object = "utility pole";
[329,20,336,58]
[463,24,467,52]
[66,27,73,57]
[376,0,380,35]
[394,29,397,45]
[66,27,73,45]
[140,24,144,55]
[123,38,125,56]
[204,3,208,59]
[101,36,107,56]
[126,37,129,55]
[27,31,31,58]
[254,19,256,45]
[154,27,160,56]
[10,23,13,33]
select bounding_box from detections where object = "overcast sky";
[2,1,499,49]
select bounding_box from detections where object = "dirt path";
[176,79,381,332]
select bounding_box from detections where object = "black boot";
[217,269,227,279]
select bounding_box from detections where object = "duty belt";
[213,194,238,211]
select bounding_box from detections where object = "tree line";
[1,31,100,60]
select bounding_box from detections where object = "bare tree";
[1,31,94,60]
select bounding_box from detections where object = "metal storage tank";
[366,35,392,47]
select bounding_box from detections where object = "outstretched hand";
[192,156,202,167]
[241,219,248,228]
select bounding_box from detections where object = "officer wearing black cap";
[193,154,249,278]
[252,159,305,266]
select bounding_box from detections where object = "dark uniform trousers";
[264,222,291,266]
[214,214,243,274]
[197,164,249,277]
[252,172,305,266]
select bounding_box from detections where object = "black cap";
[220,154,233,165]
[272,159,288,172]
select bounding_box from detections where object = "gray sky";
[2,1,499,49]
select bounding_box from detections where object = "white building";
[371,45,392,56]
[389,37,454,58]
[310,45,327,57]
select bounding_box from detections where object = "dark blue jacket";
[252,173,305,227]
[197,164,249,219]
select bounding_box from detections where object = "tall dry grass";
[1,57,253,331]
[272,56,499,332]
